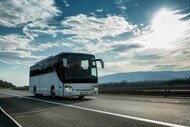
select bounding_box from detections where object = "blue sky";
[0,0,190,86]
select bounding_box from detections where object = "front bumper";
[64,89,98,96]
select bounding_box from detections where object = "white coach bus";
[29,52,104,98]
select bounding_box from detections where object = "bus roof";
[57,52,94,56]
[33,52,94,66]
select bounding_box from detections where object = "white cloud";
[0,50,42,66]
[72,39,142,54]
[96,9,103,12]
[73,42,110,54]
[0,32,74,65]
[148,9,190,49]
[0,0,62,40]
[0,34,39,65]
[1,2,190,77]
[0,34,30,50]
[29,40,74,52]
[0,34,32,56]
[98,60,154,76]
[98,9,190,74]
[28,42,60,52]
[63,0,70,7]
[61,14,136,40]
[58,14,138,54]
[0,0,60,27]
[115,0,128,17]
[118,9,190,55]
[23,21,52,40]
[0,34,72,65]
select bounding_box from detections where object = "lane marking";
[0,107,22,127]
[150,99,180,104]
[14,115,25,118]
[11,109,47,117]
[0,91,188,127]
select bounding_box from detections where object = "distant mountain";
[99,71,190,83]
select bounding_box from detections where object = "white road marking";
[11,109,47,117]
[0,107,23,127]
[14,115,26,118]
[150,99,180,104]
[0,91,188,127]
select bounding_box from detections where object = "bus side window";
[38,63,43,75]
[44,60,51,73]
[34,65,37,76]
[30,66,34,76]
[51,59,55,68]
[51,57,58,68]
[44,61,47,73]
[30,65,38,76]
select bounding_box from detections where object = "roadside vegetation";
[99,78,190,97]
[0,80,15,88]
[11,86,29,90]
[1,78,190,97]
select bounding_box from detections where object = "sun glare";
[148,8,189,49]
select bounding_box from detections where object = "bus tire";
[34,86,37,96]
[79,96,85,99]
[51,87,55,98]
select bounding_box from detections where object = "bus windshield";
[65,55,98,83]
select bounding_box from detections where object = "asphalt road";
[0,89,190,127]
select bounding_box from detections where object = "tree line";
[99,77,190,87]
[0,79,15,88]
[98,78,190,96]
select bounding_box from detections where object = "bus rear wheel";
[34,86,37,96]
[51,88,55,98]
[79,96,85,99]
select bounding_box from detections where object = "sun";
[152,9,181,32]
[148,8,188,49]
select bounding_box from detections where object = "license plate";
[80,92,88,95]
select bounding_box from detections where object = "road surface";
[0,89,190,127]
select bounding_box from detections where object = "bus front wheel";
[79,96,85,99]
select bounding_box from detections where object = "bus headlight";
[94,86,98,91]
[65,86,73,91]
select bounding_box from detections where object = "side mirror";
[95,59,104,69]
[63,58,67,67]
